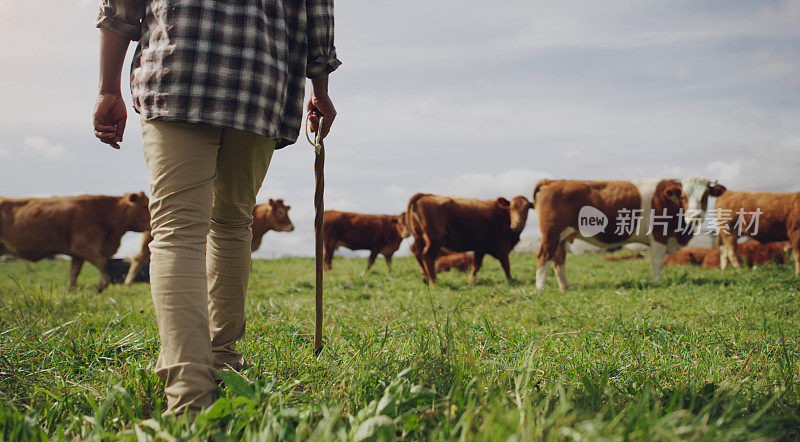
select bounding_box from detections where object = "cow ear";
[709,184,726,197]
[285,205,291,211]
[520,197,533,210]
[496,197,510,209]
[268,198,276,206]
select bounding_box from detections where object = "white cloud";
[23,136,70,160]
[563,150,610,169]
[382,169,550,207]
[0,145,9,157]
[748,50,800,84]
[381,184,414,211]
[428,169,550,200]
[707,159,744,188]
[705,135,800,193]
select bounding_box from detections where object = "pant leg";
[207,128,275,369]
[141,119,221,414]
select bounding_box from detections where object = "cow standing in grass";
[714,191,800,274]
[0,193,150,291]
[533,177,724,290]
[251,199,295,252]
[322,211,410,271]
[407,193,532,283]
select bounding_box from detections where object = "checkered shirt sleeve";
[306,0,341,78]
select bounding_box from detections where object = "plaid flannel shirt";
[95,0,341,148]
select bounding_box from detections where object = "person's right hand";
[93,92,127,149]
[306,90,336,139]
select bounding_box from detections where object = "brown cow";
[667,241,791,269]
[435,251,474,274]
[407,194,532,283]
[533,177,725,290]
[714,191,800,274]
[709,240,790,269]
[251,199,295,252]
[322,211,409,271]
[701,250,721,269]
[738,240,792,267]
[665,247,717,266]
[603,252,644,262]
[0,193,150,291]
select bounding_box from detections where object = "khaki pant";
[141,120,275,414]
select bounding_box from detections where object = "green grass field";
[1,252,799,440]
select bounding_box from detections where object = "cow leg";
[422,250,438,284]
[718,232,741,270]
[85,253,111,292]
[420,235,441,284]
[410,241,428,282]
[497,253,513,282]
[124,258,145,285]
[322,243,334,270]
[535,259,550,290]
[469,251,486,284]
[366,251,378,271]
[790,231,800,275]
[553,242,569,291]
[69,257,84,288]
[650,241,667,280]
[718,243,730,271]
[384,254,393,272]
[536,233,560,290]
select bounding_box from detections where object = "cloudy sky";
[1,0,798,257]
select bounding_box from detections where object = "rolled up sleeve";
[306,0,342,78]
[94,0,145,42]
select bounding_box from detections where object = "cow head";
[679,176,727,223]
[121,192,150,232]
[268,199,295,232]
[395,212,410,238]
[498,196,533,233]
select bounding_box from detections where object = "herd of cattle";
[0,176,798,292]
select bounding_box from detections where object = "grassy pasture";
[1,252,799,440]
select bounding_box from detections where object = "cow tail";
[532,179,552,207]
[406,193,428,238]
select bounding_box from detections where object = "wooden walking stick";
[307,112,325,355]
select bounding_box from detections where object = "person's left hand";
[93,92,127,149]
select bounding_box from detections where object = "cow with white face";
[681,177,724,224]
[533,177,725,291]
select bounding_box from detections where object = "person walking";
[92,0,340,415]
